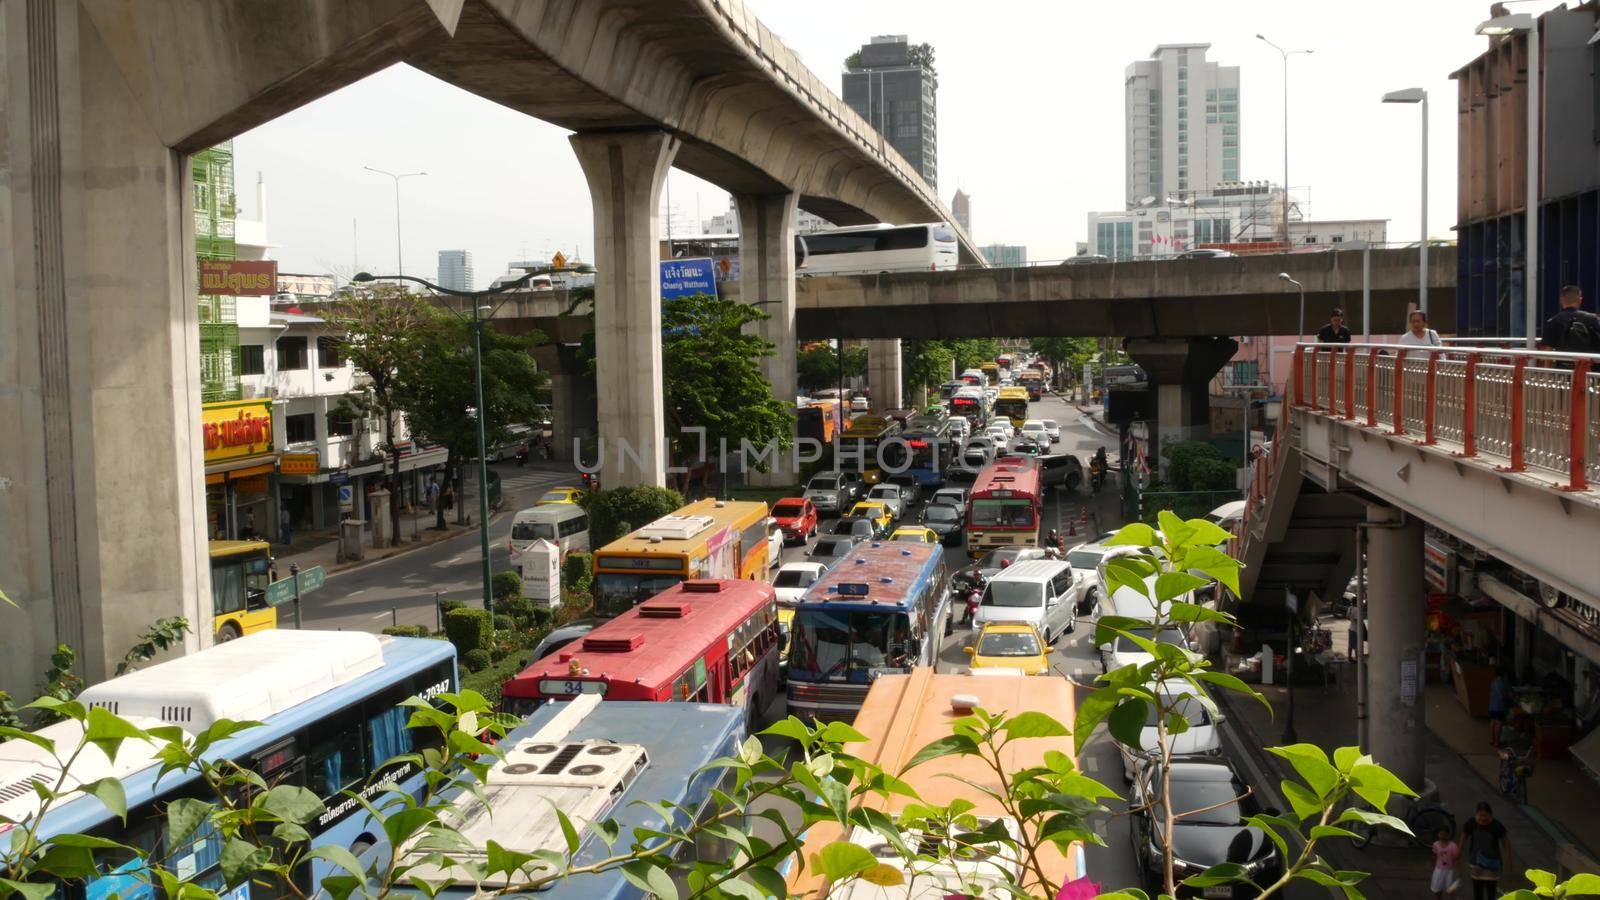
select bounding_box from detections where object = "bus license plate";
[539,679,607,697]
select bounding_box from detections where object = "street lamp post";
[352,264,592,610]
[363,167,426,279]
[1256,36,1313,248]
[1383,88,1429,316]
[1279,272,1307,342]
[1476,14,1540,347]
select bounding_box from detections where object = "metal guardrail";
[1293,343,1600,492]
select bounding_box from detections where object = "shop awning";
[204,455,277,485]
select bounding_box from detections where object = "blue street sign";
[660,257,717,300]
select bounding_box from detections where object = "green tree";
[583,484,684,549]
[662,293,792,468]
[901,339,956,405]
[327,285,431,546]
[797,342,866,393]
[393,308,548,528]
[1029,337,1097,380]
[947,338,1001,372]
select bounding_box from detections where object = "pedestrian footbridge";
[1236,344,1600,611]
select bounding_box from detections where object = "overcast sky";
[234,0,1516,288]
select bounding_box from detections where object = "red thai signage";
[202,400,273,463]
[200,259,278,296]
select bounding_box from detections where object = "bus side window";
[307,715,365,798]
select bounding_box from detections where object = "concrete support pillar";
[736,191,798,487]
[1366,511,1427,791]
[570,130,679,488]
[1123,337,1238,477]
[866,339,903,411]
[533,344,596,463]
[0,3,212,690]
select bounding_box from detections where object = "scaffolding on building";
[193,142,240,402]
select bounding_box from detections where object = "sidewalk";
[1212,622,1599,897]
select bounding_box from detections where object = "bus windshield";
[971,500,1037,528]
[594,572,684,617]
[788,609,914,681]
[994,399,1028,421]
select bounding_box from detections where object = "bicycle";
[1346,800,1456,850]
[1498,744,1534,805]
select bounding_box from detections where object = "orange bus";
[501,579,782,729]
[590,498,771,617]
[785,669,1086,896]
[967,456,1043,552]
[798,399,844,445]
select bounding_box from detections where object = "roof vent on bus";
[680,580,723,593]
[638,602,688,618]
[855,557,868,565]
[636,514,715,541]
[879,576,894,584]
[583,633,644,652]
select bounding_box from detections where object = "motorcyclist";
[1093,446,1109,471]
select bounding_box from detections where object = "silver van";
[508,504,590,562]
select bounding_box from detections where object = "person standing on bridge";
[1539,285,1600,353]
[1400,309,1443,347]
[1316,308,1352,344]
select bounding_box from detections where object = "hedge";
[443,607,493,655]
[381,625,428,638]
[491,570,523,603]
[562,553,593,595]
[462,649,492,672]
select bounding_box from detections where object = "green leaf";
[34,843,97,879]
[1243,814,1292,861]
[166,797,212,847]
[817,721,869,744]
[1176,517,1234,549]
[1348,762,1418,812]
[1280,779,1323,821]
[1332,746,1370,774]
[1166,601,1232,625]
[260,784,325,825]
[1107,522,1158,547]
[1074,685,1122,754]
[900,733,978,772]
[746,866,789,900]
[1181,546,1241,597]
[381,806,439,848]
[1107,698,1150,749]
[1309,824,1364,842]
[1334,807,1411,837]
[1191,671,1271,712]
[620,860,678,900]
[0,727,54,754]
[1562,872,1600,895]
[1525,869,1557,891]
[220,836,272,887]
[1000,711,1070,740]
[1156,510,1193,547]
[759,717,812,743]
[815,841,876,881]
[816,776,850,824]
[1268,744,1340,798]
[83,707,150,760]
[23,696,85,721]
[554,807,580,855]
[1154,571,1212,603]
[272,821,310,843]
[77,777,128,822]
[1181,861,1247,887]
[0,879,59,900]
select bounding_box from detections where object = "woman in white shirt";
[1398,310,1442,347]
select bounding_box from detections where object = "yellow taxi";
[889,526,939,544]
[536,487,585,506]
[965,622,1050,675]
[848,501,893,533]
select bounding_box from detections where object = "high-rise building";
[437,250,474,292]
[1125,44,1240,205]
[979,243,1026,266]
[951,189,971,236]
[843,35,938,188]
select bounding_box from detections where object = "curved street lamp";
[353,263,594,609]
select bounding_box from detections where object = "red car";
[771,497,818,544]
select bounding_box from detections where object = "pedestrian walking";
[1462,802,1511,900]
[1316,308,1353,344]
[1538,285,1600,353]
[278,506,292,546]
[441,482,455,512]
[242,508,256,540]
[1488,669,1513,747]
[424,478,439,512]
[1399,310,1443,347]
[1431,826,1461,899]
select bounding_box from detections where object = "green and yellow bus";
[209,539,276,643]
[994,385,1031,429]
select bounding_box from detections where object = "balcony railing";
[1293,343,1599,493]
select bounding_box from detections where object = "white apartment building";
[1085,183,1386,259]
[1126,44,1240,205]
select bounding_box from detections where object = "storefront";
[202,399,276,541]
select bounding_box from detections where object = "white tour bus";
[798,223,959,275]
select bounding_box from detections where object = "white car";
[765,518,784,568]
[1040,419,1062,444]
[1205,500,1247,533]
[986,422,1014,440]
[929,486,969,510]
[1100,623,1194,676]
[850,396,870,413]
[1020,420,1049,446]
[1118,679,1224,780]
[865,483,905,519]
[772,561,827,606]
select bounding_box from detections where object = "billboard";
[201,399,273,464]
[200,260,278,296]
[660,257,717,299]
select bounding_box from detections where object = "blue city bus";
[381,697,745,898]
[4,631,457,897]
[785,541,952,720]
[900,412,955,487]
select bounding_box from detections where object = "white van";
[508,504,590,562]
[972,558,1078,644]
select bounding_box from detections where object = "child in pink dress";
[1432,827,1461,898]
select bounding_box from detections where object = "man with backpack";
[1539,285,1600,353]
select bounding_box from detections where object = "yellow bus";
[209,540,276,643]
[981,361,1000,384]
[786,669,1086,896]
[838,415,904,485]
[591,498,771,617]
[994,385,1031,429]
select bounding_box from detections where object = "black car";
[830,516,881,541]
[885,473,924,507]
[952,546,1052,592]
[918,503,964,546]
[523,617,604,667]
[807,535,861,568]
[1131,759,1285,897]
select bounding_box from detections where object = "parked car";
[918,502,964,546]
[1064,540,1116,615]
[1131,758,1284,894]
[830,516,882,541]
[770,497,819,543]
[1100,624,1194,675]
[1038,453,1083,492]
[864,484,905,520]
[1205,499,1247,533]
[965,622,1050,675]
[884,473,923,507]
[772,561,827,606]
[1117,679,1224,781]
[806,535,860,568]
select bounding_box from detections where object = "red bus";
[501,579,782,729]
[966,456,1043,552]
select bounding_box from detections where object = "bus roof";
[393,698,743,898]
[971,457,1041,498]
[596,497,767,557]
[0,714,190,827]
[506,579,775,698]
[840,415,899,438]
[997,386,1030,399]
[207,539,271,557]
[798,541,942,613]
[80,630,386,732]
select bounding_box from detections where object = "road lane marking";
[347,589,366,596]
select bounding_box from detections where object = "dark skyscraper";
[842,35,937,189]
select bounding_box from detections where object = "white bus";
[798,223,959,275]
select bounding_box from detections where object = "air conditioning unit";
[636,515,715,542]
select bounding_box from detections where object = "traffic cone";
[1067,521,1077,537]
[1079,505,1088,525]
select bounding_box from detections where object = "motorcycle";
[962,577,984,627]
[1089,461,1106,493]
